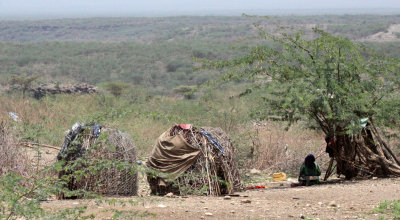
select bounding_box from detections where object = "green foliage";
[0,15,399,95]
[9,75,40,98]
[103,81,130,97]
[0,41,234,93]
[172,85,196,99]
[202,25,400,136]
[0,148,157,219]
[0,173,45,219]
[372,200,400,220]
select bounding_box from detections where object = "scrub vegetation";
[0,14,399,219]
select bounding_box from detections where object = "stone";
[250,168,261,175]
[30,83,97,99]
[224,196,231,200]
[205,212,213,216]
[158,204,167,208]
[328,201,337,207]
[241,199,251,204]
[372,177,378,180]
[165,192,174,197]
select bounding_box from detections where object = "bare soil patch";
[41,178,400,219]
[361,24,400,42]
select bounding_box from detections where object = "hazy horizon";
[1,0,400,19]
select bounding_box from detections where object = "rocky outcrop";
[30,83,97,99]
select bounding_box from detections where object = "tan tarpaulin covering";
[146,131,200,178]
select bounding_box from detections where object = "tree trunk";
[327,123,400,179]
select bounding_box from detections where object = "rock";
[72,202,79,205]
[250,168,261,175]
[372,177,378,180]
[200,200,205,203]
[200,216,204,219]
[224,196,231,200]
[300,214,305,219]
[165,192,174,197]
[158,204,167,208]
[241,199,251,204]
[205,212,213,216]
[329,201,337,207]
[30,83,97,99]
[317,202,323,206]
[230,210,235,213]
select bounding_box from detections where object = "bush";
[103,81,130,97]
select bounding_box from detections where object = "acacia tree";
[10,75,40,98]
[200,26,400,179]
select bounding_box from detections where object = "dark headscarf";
[305,154,315,167]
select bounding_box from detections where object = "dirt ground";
[42,177,400,220]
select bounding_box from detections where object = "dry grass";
[235,121,329,176]
[0,94,347,178]
[0,121,32,177]
[0,94,101,146]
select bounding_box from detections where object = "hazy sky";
[1,0,400,18]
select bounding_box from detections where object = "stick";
[19,142,60,150]
[324,158,334,181]
[315,147,326,159]
[370,124,400,166]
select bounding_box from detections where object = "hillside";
[1,15,400,94]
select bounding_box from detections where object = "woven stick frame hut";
[57,123,138,199]
[147,125,241,196]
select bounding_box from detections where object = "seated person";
[298,154,321,186]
